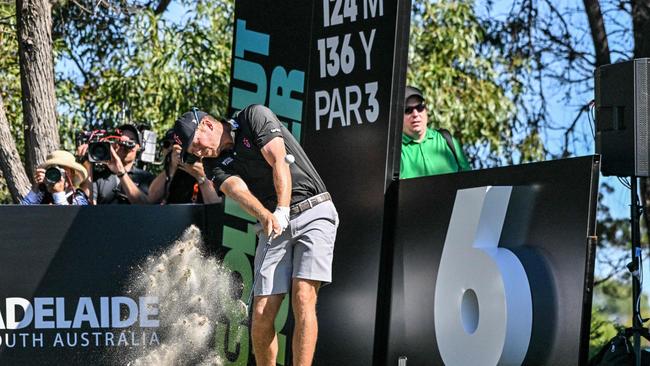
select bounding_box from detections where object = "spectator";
[400,85,471,179]
[91,124,154,204]
[148,129,221,204]
[21,150,89,205]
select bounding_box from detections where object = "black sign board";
[302,1,410,364]
[229,0,411,364]
[385,156,599,366]
[0,204,223,365]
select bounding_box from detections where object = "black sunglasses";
[116,140,136,150]
[404,103,426,115]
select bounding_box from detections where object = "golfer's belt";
[289,192,332,216]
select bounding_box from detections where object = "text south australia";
[0,297,160,348]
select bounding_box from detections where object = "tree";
[0,94,30,201]
[17,0,59,174]
[408,1,544,168]
[53,0,233,145]
[478,0,650,353]
[579,0,650,237]
[0,0,234,202]
[0,1,28,203]
[482,0,649,248]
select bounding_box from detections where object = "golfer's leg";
[292,278,320,366]
[252,294,285,366]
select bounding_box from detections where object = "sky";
[475,0,633,220]
[476,0,648,308]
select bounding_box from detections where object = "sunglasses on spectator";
[116,140,136,150]
[404,103,426,115]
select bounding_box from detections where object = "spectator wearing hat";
[147,128,221,204]
[91,124,155,204]
[401,85,471,179]
[21,150,90,205]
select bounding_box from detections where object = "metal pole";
[631,176,641,366]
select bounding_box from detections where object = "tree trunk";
[16,0,59,176]
[633,0,650,58]
[0,95,31,202]
[583,0,611,66]
[154,0,172,15]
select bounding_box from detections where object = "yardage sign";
[311,0,385,131]
[229,0,408,364]
[303,0,408,365]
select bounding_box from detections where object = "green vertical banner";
[220,1,316,364]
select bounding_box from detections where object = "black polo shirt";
[205,104,327,211]
[92,167,154,204]
[166,169,203,204]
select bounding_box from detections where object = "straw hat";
[39,150,88,187]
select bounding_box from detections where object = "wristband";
[116,170,126,178]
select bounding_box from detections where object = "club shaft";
[247,235,273,308]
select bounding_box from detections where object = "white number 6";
[434,186,532,365]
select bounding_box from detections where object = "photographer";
[90,124,154,204]
[20,150,89,205]
[148,128,221,204]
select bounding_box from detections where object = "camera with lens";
[75,129,106,146]
[88,141,112,163]
[44,166,66,184]
[181,150,200,164]
[76,129,113,163]
[88,139,138,163]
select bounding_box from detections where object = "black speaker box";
[595,58,650,177]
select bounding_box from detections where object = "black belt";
[290,192,331,216]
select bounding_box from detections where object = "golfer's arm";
[220,176,270,220]
[199,181,221,204]
[260,137,291,208]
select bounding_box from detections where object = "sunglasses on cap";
[180,107,202,164]
[404,103,426,115]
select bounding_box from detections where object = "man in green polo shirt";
[400,85,471,179]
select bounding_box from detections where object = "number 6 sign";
[434,186,533,365]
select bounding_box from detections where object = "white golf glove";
[273,206,290,233]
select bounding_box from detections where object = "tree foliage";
[0,0,235,202]
[0,0,566,199]
[53,0,234,150]
[408,0,544,168]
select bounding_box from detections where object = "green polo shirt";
[400,128,471,179]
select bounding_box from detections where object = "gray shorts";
[253,200,339,296]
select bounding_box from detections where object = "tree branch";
[583,0,611,66]
[154,0,171,15]
[0,94,30,202]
